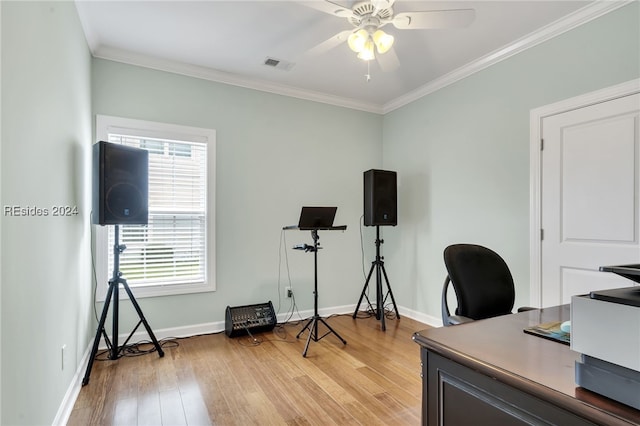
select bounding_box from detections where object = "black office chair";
[441,244,533,326]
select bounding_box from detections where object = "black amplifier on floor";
[225,301,277,338]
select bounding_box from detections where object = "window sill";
[95,280,215,302]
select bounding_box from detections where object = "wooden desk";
[413,306,640,425]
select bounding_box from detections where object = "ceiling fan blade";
[303,29,352,58]
[297,1,356,19]
[376,47,400,73]
[392,9,476,30]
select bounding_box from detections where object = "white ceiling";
[75,0,616,113]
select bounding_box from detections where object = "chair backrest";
[443,244,515,321]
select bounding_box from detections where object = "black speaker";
[92,141,148,225]
[364,169,397,226]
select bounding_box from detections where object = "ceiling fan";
[300,0,475,70]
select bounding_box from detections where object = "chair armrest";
[442,275,476,326]
[517,306,537,312]
[441,275,452,325]
[447,315,474,325]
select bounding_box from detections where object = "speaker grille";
[92,141,149,225]
[105,182,145,221]
[364,169,397,226]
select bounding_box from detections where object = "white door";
[541,93,640,307]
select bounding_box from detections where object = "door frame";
[529,78,640,307]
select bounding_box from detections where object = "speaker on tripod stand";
[92,140,149,226]
[83,141,164,386]
[354,169,400,331]
[364,169,397,227]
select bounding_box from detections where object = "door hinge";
[540,139,544,151]
[541,229,544,240]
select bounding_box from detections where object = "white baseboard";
[87,303,358,349]
[52,344,92,426]
[55,303,434,425]
[399,306,443,328]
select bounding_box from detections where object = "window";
[95,115,216,298]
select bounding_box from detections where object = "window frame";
[94,115,216,300]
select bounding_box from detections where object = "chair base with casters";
[441,244,535,327]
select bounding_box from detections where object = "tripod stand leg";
[353,262,376,318]
[300,317,347,357]
[302,318,315,357]
[82,280,115,386]
[381,263,400,319]
[319,317,346,344]
[376,263,386,331]
[120,279,164,357]
[296,317,314,339]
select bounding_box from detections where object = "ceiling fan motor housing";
[349,1,393,28]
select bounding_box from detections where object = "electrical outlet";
[285,287,293,298]
[61,344,66,370]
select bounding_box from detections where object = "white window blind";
[107,134,207,287]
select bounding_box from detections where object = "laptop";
[297,206,337,230]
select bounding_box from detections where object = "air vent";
[263,57,295,71]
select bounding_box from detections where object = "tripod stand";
[296,229,347,357]
[82,225,164,386]
[353,226,400,331]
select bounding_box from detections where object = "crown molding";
[382,0,633,114]
[92,46,385,115]
[88,1,631,116]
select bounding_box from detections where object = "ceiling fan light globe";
[373,30,394,54]
[348,29,368,52]
[347,36,363,53]
[357,39,375,61]
[357,50,375,61]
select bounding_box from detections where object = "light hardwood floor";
[68,314,429,425]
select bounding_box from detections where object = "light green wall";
[0,4,3,423]
[1,1,639,423]
[1,2,92,425]
[382,2,640,319]
[91,59,383,332]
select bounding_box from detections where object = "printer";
[571,264,640,410]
